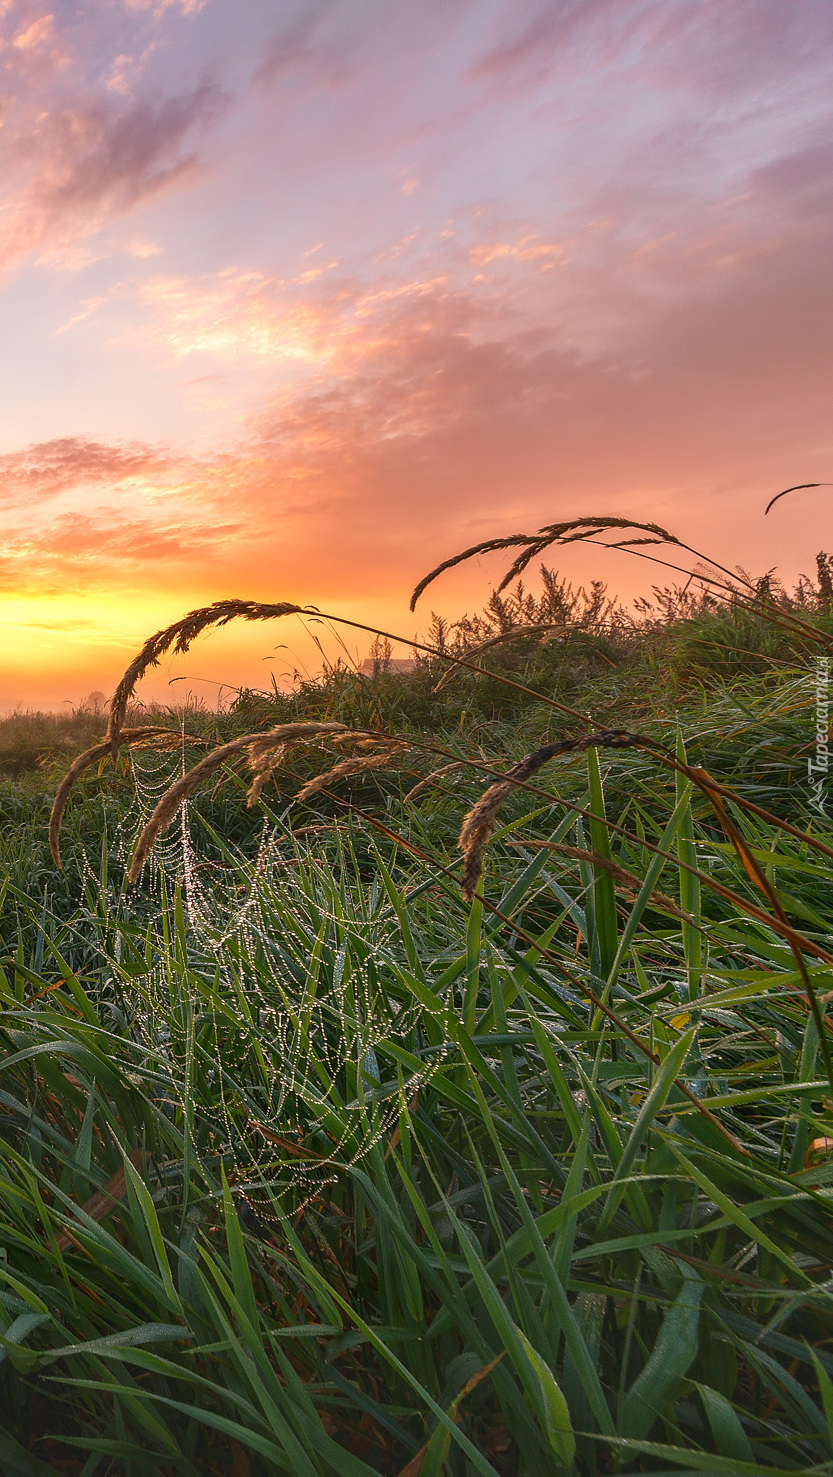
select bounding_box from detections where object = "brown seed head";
[295,741,409,802]
[458,729,649,901]
[106,598,306,759]
[49,726,193,868]
[128,721,347,882]
[411,517,680,610]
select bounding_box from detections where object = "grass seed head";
[127,720,347,882]
[459,729,647,900]
[295,741,409,802]
[49,726,191,868]
[245,740,288,808]
[411,516,680,609]
[106,598,306,758]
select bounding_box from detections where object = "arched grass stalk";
[49,725,199,867]
[454,734,833,1054]
[126,721,349,880]
[457,729,646,902]
[764,481,830,516]
[411,509,833,655]
[103,597,592,761]
[409,515,684,608]
[410,512,750,609]
[105,599,307,758]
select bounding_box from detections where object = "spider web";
[88,733,448,1212]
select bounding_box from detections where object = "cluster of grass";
[1,530,833,1474]
[0,706,112,781]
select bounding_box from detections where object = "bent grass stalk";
[307,783,750,1154]
[126,721,348,881]
[49,725,197,867]
[412,511,833,656]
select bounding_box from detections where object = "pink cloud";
[126,238,162,257]
[0,11,230,276]
[129,268,342,363]
[0,506,243,594]
[253,5,346,90]
[12,13,54,51]
[470,0,634,88]
[643,0,833,99]
[0,436,172,507]
[36,85,227,216]
[470,0,833,101]
[467,235,567,269]
[123,0,208,17]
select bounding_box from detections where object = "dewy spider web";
[94,734,448,1213]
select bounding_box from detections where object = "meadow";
[1,515,833,1476]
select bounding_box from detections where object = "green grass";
[1,565,833,1474]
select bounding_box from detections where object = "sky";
[1,0,831,711]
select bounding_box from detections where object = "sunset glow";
[1,0,831,710]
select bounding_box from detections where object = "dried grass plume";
[459,729,649,901]
[106,599,307,760]
[128,721,347,882]
[295,739,410,802]
[411,516,682,610]
[49,727,194,868]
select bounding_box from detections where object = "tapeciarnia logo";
[808,657,830,815]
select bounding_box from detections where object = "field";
[2,520,833,1476]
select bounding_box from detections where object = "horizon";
[1,0,831,710]
[0,534,825,719]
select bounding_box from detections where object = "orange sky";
[1,0,831,711]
